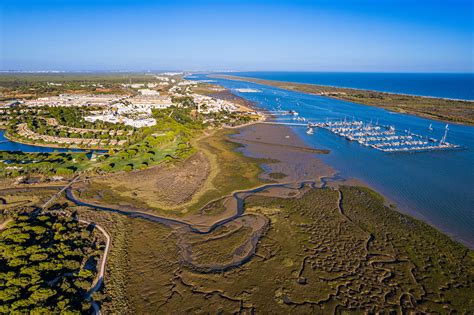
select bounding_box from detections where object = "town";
[0,73,260,149]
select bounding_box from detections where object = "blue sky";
[1,0,473,72]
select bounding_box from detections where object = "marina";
[308,119,461,153]
[261,111,463,153]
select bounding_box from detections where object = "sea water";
[192,73,474,248]
[228,72,474,100]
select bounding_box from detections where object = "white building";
[129,96,173,109]
[178,80,198,86]
[23,94,125,107]
[191,94,238,114]
[125,117,156,128]
[84,113,156,128]
[138,89,160,96]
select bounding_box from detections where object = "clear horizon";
[1,0,473,72]
[1,70,474,74]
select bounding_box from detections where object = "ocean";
[190,73,474,248]
[227,72,474,100]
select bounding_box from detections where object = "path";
[81,218,110,315]
[41,176,80,209]
[83,219,111,301]
[44,213,110,315]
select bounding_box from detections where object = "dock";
[257,115,462,153]
[257,121,309,127]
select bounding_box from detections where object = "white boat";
[306,128,314,135]
[428,123,433,131]
[312,117,461,153]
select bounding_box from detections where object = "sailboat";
[440,124,449,145]
[306,127,314,135]
[428,123,433,131]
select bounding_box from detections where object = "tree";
[55,168,74,176]
[29,288,56,303]
[0,286,20,302]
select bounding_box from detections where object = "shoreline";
[212,74,474,126]
[320,161,474,249]
[7,120,471,249]
[219,74,474,102]
[1,131,107,152]
[223,95,474,250]
[237,122,473,249]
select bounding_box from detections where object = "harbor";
[262,110,463,153]
[308,119,461,153]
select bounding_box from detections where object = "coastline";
[212,74,474,125]
[217,82,473,249]
[235,121,473,249]
[219,73,474,102]
[221,85,473,249]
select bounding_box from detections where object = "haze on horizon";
[1,0,473,73]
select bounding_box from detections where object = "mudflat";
[9,121,472,313]
[230,123,334,183]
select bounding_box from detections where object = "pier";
[257,121,309,127]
